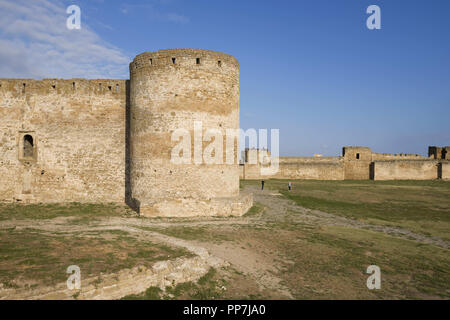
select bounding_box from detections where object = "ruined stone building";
[240,146,450,180]
[0,49,252,217]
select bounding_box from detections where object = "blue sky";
[0,0,449,156]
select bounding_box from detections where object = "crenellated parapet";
[0,78,127,97]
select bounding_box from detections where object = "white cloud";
[119,3,189,24]
[0,0,130,79]
[166,13,189,24]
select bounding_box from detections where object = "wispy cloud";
[0,0,130,79]
[119,2,189,24]
[166,13,189,24]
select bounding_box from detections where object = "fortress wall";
[371,153,426,160]
[343,161,371,180]
[275,162,344,180]
[0,79,127,203]
[278,156,340,163]
[440,161,450,180]
[274,157,344,180]
[373,160,439,180]
[242,164,264,180]
[240,147,445,181]
[241,157,344,180]
[243,148,271,164]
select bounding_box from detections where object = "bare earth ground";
[0,180,449,299]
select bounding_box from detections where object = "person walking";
[261,180,265,190]
[288,181,292,191]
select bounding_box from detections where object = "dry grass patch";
[0,228,191,289]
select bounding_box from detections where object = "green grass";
[243,202,265,217]
[244,179,450,241]
[121,286,163,300]
[0,202,136,222]
[121,267,225,300]
[0,228,191,287]
[277,224,450,299]
[138,225,231,243]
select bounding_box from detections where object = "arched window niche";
[19,132,37,162]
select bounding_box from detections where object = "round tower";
[129,49,251,217]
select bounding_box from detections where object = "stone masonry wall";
[241,157,344,180]
[240,147,443,181]
[0,79,126,203]
[440,161,450,180]
[371,153,426,160]
[269,157,344,180]
[373,160,439,180]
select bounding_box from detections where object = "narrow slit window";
[172,57,176,64]
[22,83,26,93]
[72,82,76,90]
[196,58,200,64]
[149,58,153,65]
[356,153,360,160]
[23,135,34,158]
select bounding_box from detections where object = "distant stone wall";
[242,164,266,180]
[0,78,126,203]
[274,157,344,180]
[240,146,445,181]
[241,157,344,180]
[440,161,450,180]
[372,153,425,160]
[373,160,439,180]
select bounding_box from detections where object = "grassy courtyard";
[0,204,191,291]
[257,179,450,241]
[0,179,449,299]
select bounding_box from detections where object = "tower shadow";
[124,80,140,214]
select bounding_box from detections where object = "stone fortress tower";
[129,49,251,216]
[0,49,252,217]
